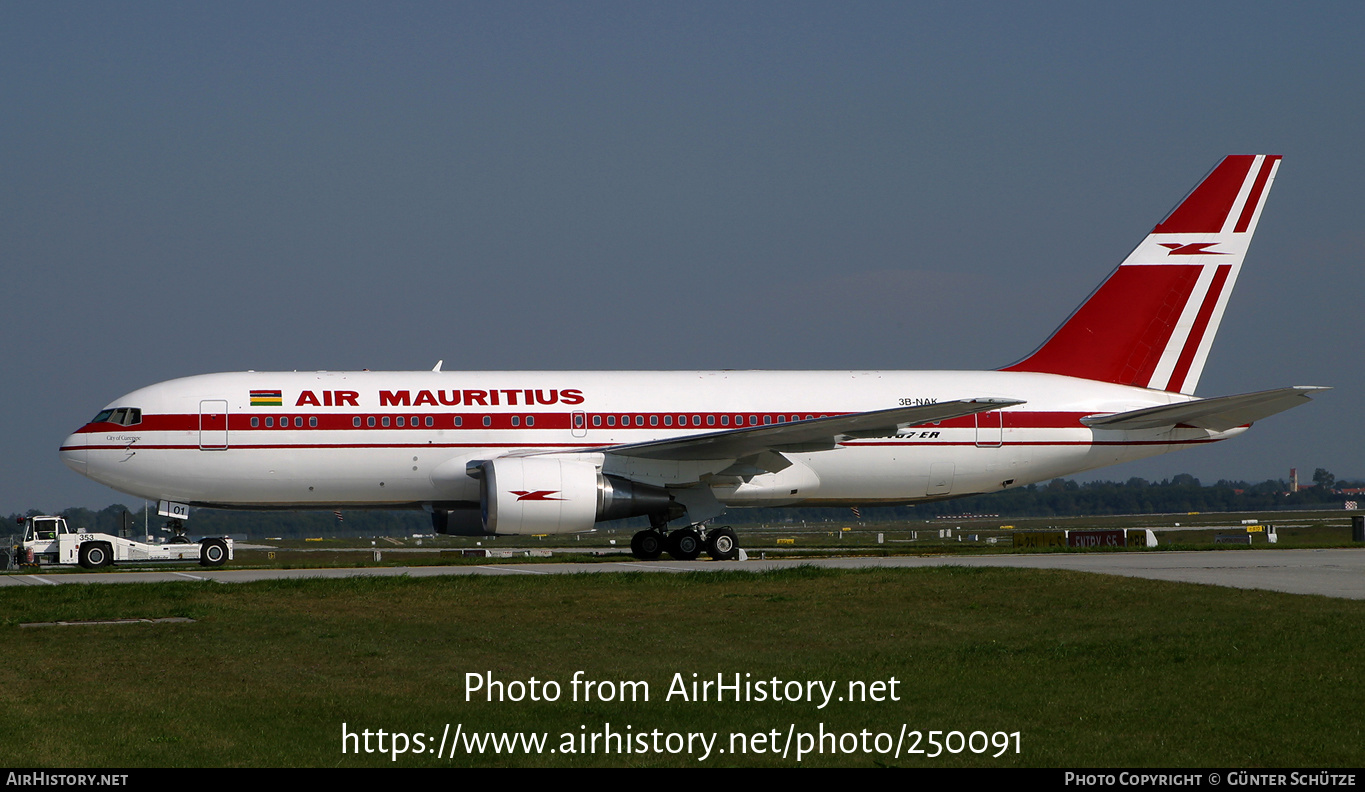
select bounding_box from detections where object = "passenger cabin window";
[454,416,463,427]
[367,417,376,427]
[266,417,274,428]
[482,416,491,427]
[425,416,433,427]
[397,417,405,427]
[353,417,361,427]
[309,416,317,428]
[511,416,520,427]
[382,417,391,427]
[251,417,259,428]
[294,416,303,428]
[526,416,534,427]
[592,415,602,427]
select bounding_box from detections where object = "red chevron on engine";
[511,490,563,501]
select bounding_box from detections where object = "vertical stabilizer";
[1003,155,1281,394]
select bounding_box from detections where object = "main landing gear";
[630,523,739,562]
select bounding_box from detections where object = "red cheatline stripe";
[71,411,1100,435]
[1165,264,1232,394]
[1152,156,1256,235]
[64,437,1227,452]
[847,438,1224,447]
[1233,155,1279,233]
[65,442,610,451]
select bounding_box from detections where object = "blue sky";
[4,2,1361,510]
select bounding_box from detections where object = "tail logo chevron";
[1159,242,1226,255]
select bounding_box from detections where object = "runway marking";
[615,562,696,572]
[476,565,548,575]
[172,572,209,581]
[26,575,57,586]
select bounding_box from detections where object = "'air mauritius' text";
[294,389,585,408]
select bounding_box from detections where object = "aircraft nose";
[59,434,87,476]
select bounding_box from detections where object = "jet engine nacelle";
[473,457,676,535]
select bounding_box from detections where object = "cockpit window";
[94,408,142,426]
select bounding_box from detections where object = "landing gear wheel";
[199,538,228,567]
[706,527,739,561]
[666,528,703,561]
[631,530,664,561]
[79,542,112,569]
[166,519,190,544]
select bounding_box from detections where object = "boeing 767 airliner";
[60,155,1325,560]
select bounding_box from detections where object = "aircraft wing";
[1080,386,1330,432]
[598,399,1024,461]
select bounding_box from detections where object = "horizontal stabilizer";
[1080,386,1329,432]
[605,398,1024,461]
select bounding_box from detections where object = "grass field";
[2,565,1363,767]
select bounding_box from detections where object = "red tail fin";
[1002,155,1281,394]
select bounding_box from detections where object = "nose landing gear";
[165,519,191,544]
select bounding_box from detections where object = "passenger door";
[199,400,229,450]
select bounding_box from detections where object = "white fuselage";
[60,369,1235,519]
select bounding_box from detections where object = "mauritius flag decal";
[250,390,283,407]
